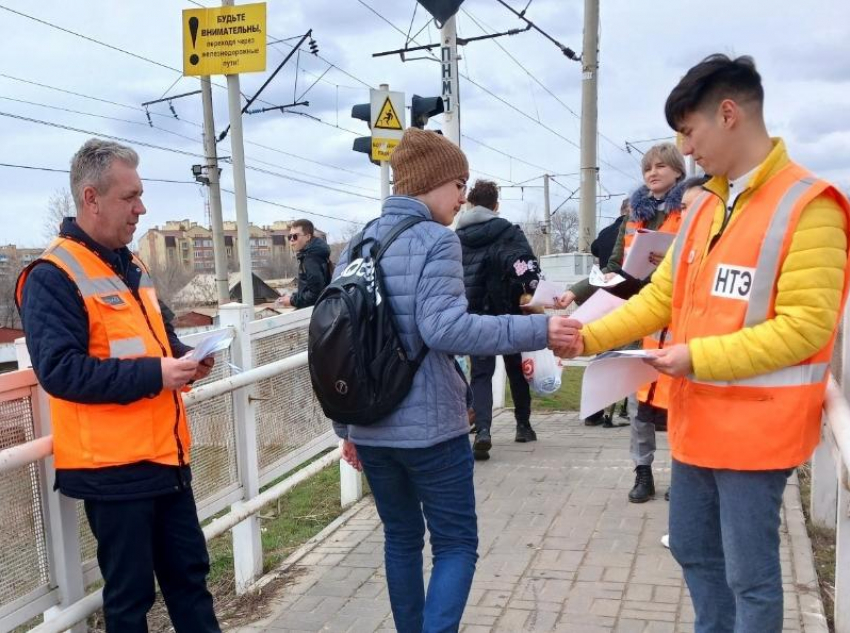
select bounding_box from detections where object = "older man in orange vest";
[558,55,850,632]
[16,139,220,632]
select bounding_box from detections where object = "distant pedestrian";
[591,199,629,268]
[277,219,331,308]
[456,179,542,460]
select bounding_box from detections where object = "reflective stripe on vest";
[49,244,127,298]
[690,361,828,389]
[744,178,818,327]
[109,336,147,358]
[670,191,710,282]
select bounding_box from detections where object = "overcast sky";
[1,0,848,248]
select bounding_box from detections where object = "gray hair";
[70,138,139,211]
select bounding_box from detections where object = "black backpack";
[308,216,430,425]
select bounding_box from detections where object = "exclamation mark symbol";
[189,17,200,66]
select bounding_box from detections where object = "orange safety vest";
[667,162,850,470]
[15,237,191,470]
[623,212,683,410]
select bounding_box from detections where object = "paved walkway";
[235,410,826,633]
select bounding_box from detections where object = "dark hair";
[665,54,764,130]
[682,175,711,191]
[291,219,315,236]
[467,179,499,210]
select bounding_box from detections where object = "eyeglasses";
[288,233,304,241]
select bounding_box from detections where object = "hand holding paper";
[622,229,676,279]
[570,290,625,325]
[522,280,567,308]
[580,355,659,418]
[184,328,235,361]
[589,265,625,288]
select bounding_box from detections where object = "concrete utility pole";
[223,0,253,308]
[440,16,461,146]
[200,77,230,305]
[379,83,391,200]
[578,0,599,251]
[543,174,552,255]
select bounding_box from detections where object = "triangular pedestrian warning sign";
[374,97,403,130]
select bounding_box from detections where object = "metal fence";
[809,310,850,632]
[0,304,362,632]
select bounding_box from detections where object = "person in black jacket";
[591,199,629,268]
[456,180,541,460]
[278,219,331,308]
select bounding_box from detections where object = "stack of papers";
[570,290,625,325]
[622,229,676,279]
[579,353,659,418]
[184,328,235,361]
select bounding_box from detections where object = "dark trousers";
[83,486,220,633]
[470,354,531,433]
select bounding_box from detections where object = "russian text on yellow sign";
[372,138,400,162]
[374,97,403,131]
[183,3,267,76]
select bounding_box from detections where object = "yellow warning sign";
[373,97,403,131]
[372,138,400,162]
[182,3,267,76]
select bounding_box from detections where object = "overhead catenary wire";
[0,73,377,181]
[0,162,197,185]
[0,111,383,203]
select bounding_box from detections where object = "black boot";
[628,465,655,503]
[473,429,492,460]
[584,410,605,426]
[515,422,537,443]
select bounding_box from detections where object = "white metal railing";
[0,303,362,633]
[810,309,850,633]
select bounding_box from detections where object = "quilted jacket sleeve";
[582,193,848,382]
[414,229,550,355]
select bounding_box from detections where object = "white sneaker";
[661,534,670,549]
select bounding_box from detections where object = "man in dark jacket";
[278,219,331,308]
[456,180,541,460]
[16,139,220,632]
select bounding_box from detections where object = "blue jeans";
[668,459,791,633]
[355,435,478,633]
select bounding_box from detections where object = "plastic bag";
[521,348,563,394]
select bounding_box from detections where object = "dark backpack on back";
[308,216,429,425]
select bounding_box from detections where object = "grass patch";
[797,462,836,632]
[506,365,584,412]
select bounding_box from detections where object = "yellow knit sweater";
[582,139,848,381]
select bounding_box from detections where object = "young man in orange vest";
[556,55,850,631]
[16,139,220,632]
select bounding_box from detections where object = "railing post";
[31,384,86,633]
[339,451,363,507]
[811,421,838,528]
[835,463,850,631]
[219,303,263,594]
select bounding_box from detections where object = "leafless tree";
[518,205,547,256]
[43,188,75,245]
[0,271,20,328]
[550,208,580,253]
[147,260,195,308]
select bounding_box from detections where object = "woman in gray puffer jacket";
[333,129,574,633]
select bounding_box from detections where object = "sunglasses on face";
[288,233,304,241]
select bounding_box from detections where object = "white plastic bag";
[521,349,563,395]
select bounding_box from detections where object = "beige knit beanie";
[391,128,469,197]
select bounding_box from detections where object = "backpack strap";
[374,215,431,363]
